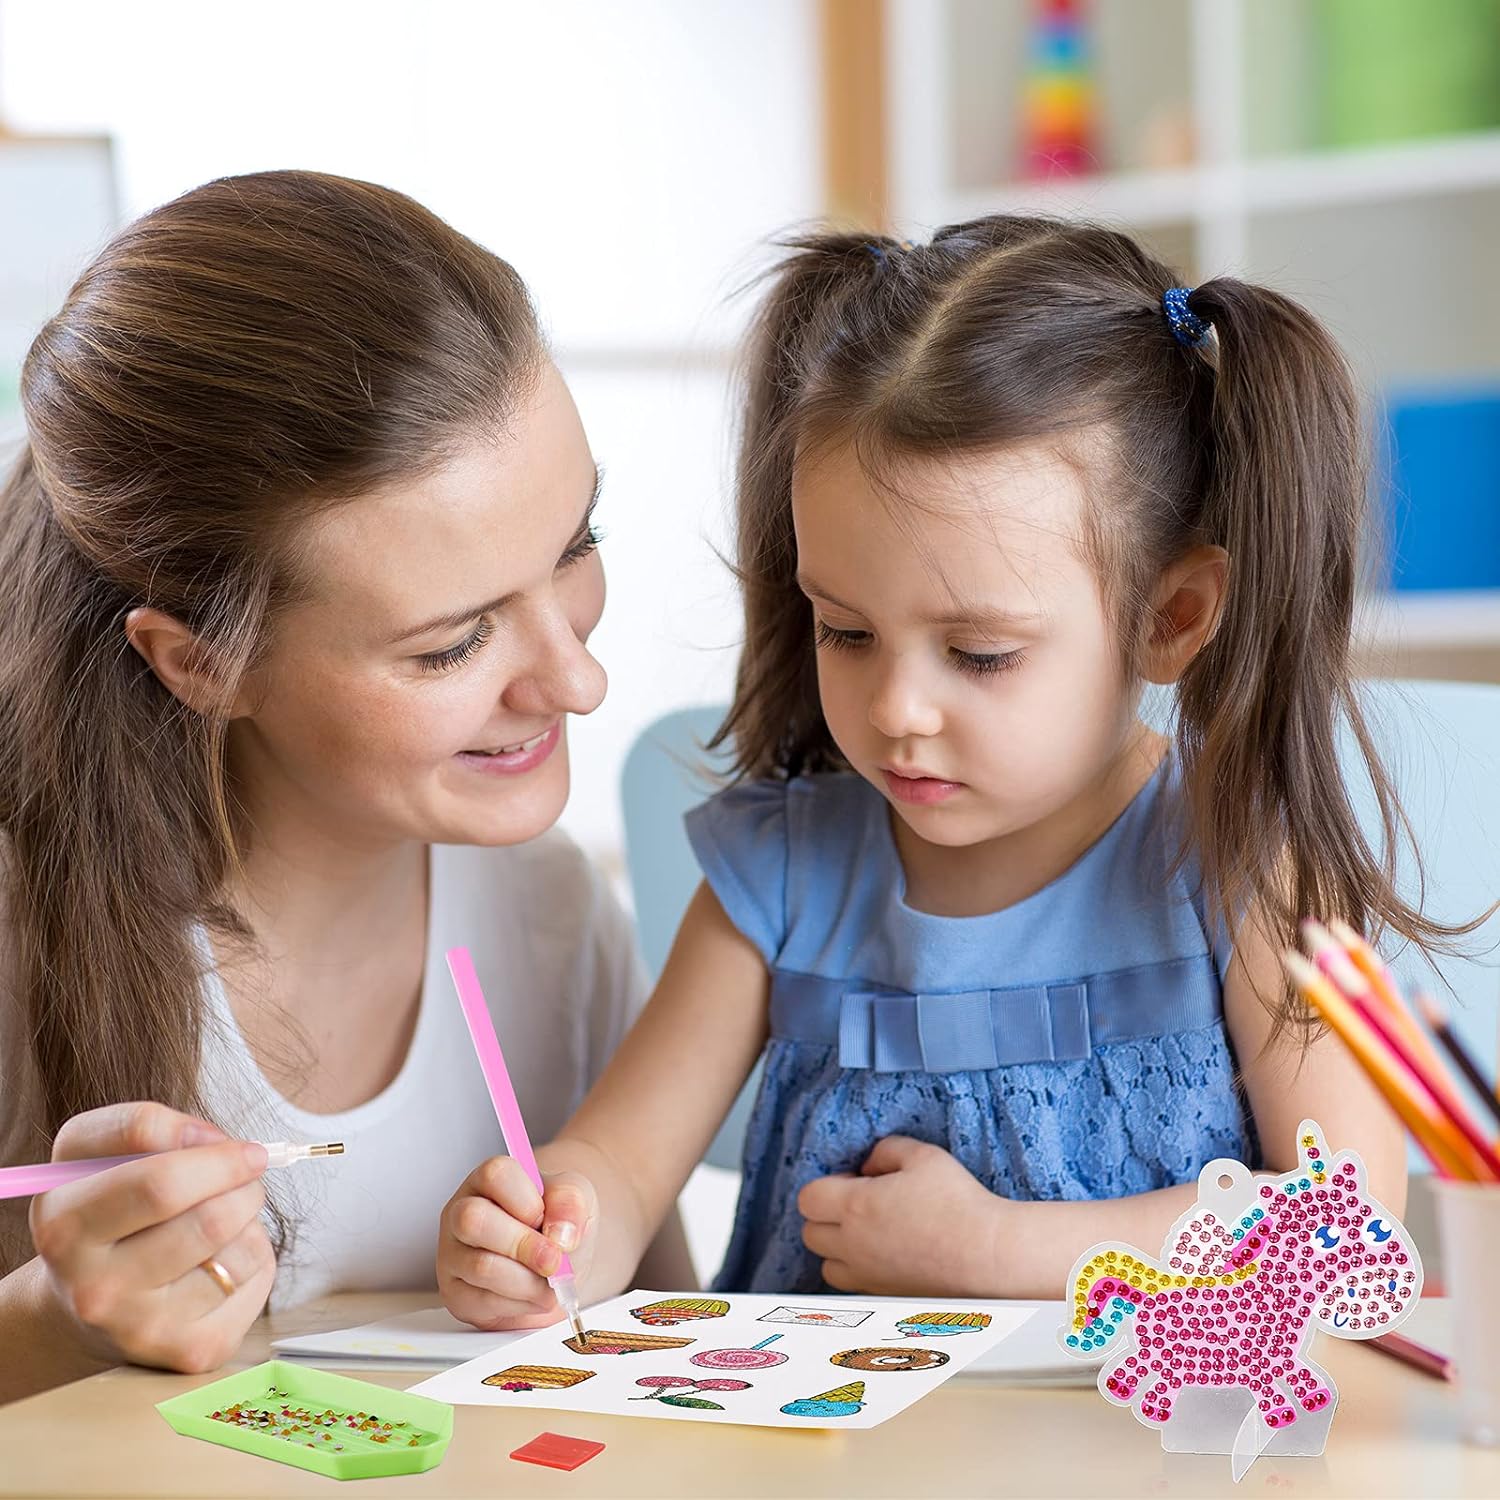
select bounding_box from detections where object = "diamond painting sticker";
[892,1311,993,1339]
[758,1305,874,1328]
[483,1366,594,1391]
[630,1298,730,1327]
[562,1330,694,1357]
[1058,1119,1423,1482]
[409,1291,1031,1429]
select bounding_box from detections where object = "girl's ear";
[1141,544,1229,685]
[124,607,254,718]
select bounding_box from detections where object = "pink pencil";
[445,945,586,1342]
[1367,1329,1453,1382]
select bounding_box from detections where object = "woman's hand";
[798,1135,1011,1296]
[437,1156,597,1331]
[28,1102,275,1374]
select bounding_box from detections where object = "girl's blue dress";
[684,758,1257,1294]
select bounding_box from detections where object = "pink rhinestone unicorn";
[1060,1120,1422,1473]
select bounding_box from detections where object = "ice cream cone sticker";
[780,1380,866,1418]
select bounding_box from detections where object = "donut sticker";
[830,1345,950,1372]
[758,1305,874,1328]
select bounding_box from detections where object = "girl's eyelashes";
[416,616,495,674]
[813,619,1025,678]
[951,647,1025,678]
[813,620,869,652]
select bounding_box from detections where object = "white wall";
[0,0,822,861]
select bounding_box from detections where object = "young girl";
[438,214,1448,1320]
[0,170,688,1404]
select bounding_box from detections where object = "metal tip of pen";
[570,1313,587,1344]
[310,1142,344,1156]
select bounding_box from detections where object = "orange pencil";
[1301,924,1500,1179]
[1328,920,1405,1011]
[1329,919,1500,1161]
[1281,952,1478,1180]
[1326,919,1478,1099]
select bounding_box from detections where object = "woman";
[0,169,688,1403]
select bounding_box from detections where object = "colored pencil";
[1328,921,1491,1119]
[1301,924,1500,1180]
[1328,920,1406,1015]
[1281,952,1475,1180]
[1366,1329,1454,1382]
[1415,991,1500,1133]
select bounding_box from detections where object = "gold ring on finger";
[199,1257,236,1298]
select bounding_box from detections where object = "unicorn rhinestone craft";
[1059,1120,1422,1480]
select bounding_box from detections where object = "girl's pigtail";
[1175,278,1464,969]
[713,233,901,778]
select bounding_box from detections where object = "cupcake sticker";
[891,1311,993,1339]
[629,1297,730,1327]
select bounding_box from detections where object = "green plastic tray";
[156,1359,453,1481]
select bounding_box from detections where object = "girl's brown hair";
[0,170,542,1267]
[715,214,1461,1012]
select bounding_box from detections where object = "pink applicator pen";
[445,945,586,1343]
[1,1141,343,1200]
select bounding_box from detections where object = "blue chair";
[620,705,757,1170]
[620,684,1500,1177]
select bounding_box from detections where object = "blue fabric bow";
[767,957,1221,1074]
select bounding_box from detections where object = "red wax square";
[511,1432,606,1472]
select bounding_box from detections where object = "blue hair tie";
[1163,286,1211,349]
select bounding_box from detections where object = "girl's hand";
[28,1102,275,1374]
[437,1156,596,1331]
[797,1135,1010,1296]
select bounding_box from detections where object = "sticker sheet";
[408,1291,1031,1429]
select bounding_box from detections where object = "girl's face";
[791,436,1142,849]
[230,363,607,850]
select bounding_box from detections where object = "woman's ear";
[1140,545,1229,685]
[124,607,252,717]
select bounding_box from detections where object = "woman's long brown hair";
[0,170,542,1268]
[715,214,1468,1026]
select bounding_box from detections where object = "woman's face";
[230,362,607,850]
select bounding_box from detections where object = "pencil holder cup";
[1433,1180,1500,1446]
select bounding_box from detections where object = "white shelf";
[1243,131,1500,214]
[1356,591,1500,651]
[939,164,1200,229]
[885,0,1500,276]
[908,131,1500,236]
